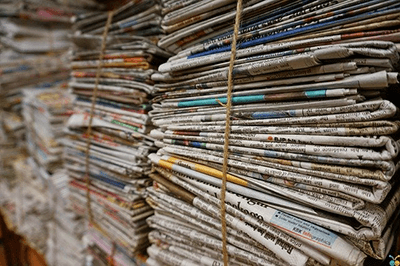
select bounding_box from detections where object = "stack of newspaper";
[65,2,171,264]
[0,0,100,20]
[0,52,70,176]
[22,89,74,173]
[0,18,71,53]
[0,53,70,111]
[158,0,244,53]
[157,0,400,54]
[72,0,164,39]
[46,169,86,266]
[0,110,25,178]
[0,0,103,137]
[146,1,400,265]
[0,2,95,264]
[0,2,73,178]
[12,157,53,254]
[0,154,85,264]
[0,154,26,227]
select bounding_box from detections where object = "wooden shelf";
[0,209,47,266]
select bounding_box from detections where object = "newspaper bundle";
[46,169,86,266]
[22,89,74,173]
[157,0,400,55]
[72,0,165,39]
[0,157,55,254]
[146,0,400,265]
[0,0,78,177]
[0,2,96,266]
[0,154,86,265]
[65,2,171,265]
[14,158,53,253]
[1,0,400,266]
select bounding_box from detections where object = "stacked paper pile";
[65,2,171,265]
[0,19,71,53]
[0,110,25,178]
[0,0,100,22]
[12,157,53,254]
[46,169,85,266]
[0,1,72,252]
[72,0,163,38]
[0,156,84,264]
[22,89,74,173]
[0,156,84,265]
[157,0,400,54]
[0,180,17,225]
[0,155,26,227]
[0,2,73,178]
[158,0,247,53]
[146,1,400,265]
[0,52,69,177]
[0,0,104,165]
[0,5,72,112]
[0,53,70,112]
[0,2,97,263]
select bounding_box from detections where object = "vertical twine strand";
[84,10,114,224]
[108,242,116,266]
[221,1,243,266]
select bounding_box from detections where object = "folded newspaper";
[146,0,400,265]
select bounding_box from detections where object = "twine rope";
[220,0,243,265]
[84,10,114,226]
[83,10,115,266]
